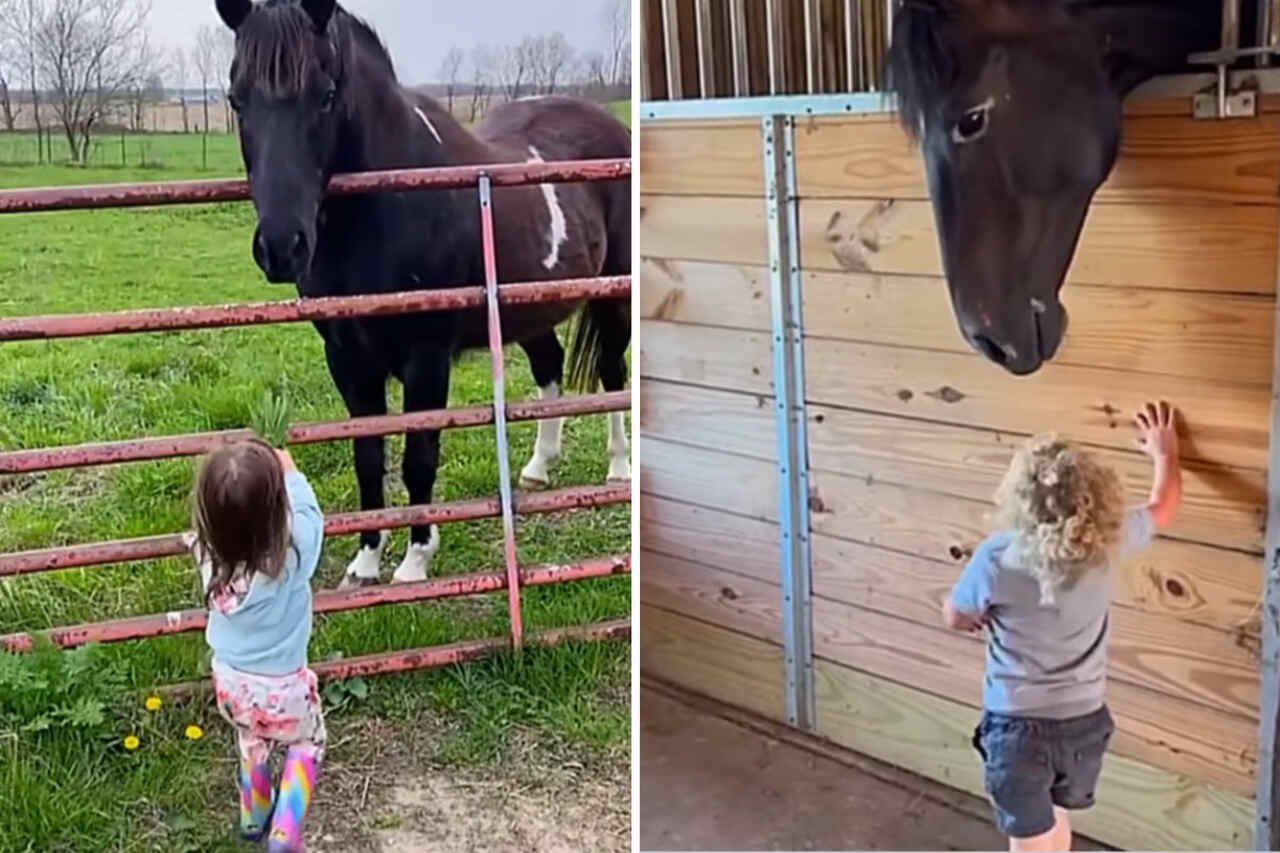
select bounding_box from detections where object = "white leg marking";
[520,382,564,488]
[392,525,440,584]
[607,410,630,482]
[413,106,443,145]
[526,146,568,270]
[345,530,389,580]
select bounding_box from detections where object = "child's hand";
[275,448,297,472]
[1134,400,1179,463]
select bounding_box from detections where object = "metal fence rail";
[0,155,632,680]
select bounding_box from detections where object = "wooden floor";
[639,684,1111,852]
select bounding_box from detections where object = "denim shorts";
[971,705,1114,838]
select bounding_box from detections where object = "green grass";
[0,124,631,852]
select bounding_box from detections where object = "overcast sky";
[151,0,626,85]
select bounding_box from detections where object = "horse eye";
[952,107,988,143]
[320,87,336,112]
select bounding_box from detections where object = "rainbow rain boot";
[266,747,317,852]
[238,755,276,842]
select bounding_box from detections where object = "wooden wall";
[639,100,1280,850]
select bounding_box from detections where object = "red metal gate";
[0,158,632,677]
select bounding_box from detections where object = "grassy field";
[0,103,631,852]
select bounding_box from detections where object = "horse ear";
[301,0,337,31]
[215,0,252,30]
[1083,5,1211,95]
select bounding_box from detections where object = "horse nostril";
[972,334,1009,366]
[288,231,306,261]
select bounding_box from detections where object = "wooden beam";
[801,197,1278,293]
[640,436,778,521]
[639,258,771,329]
[640,493,781,585]
[814,659,1254,850]
[639,122,765,197]
[639,193,1278,294]
[638,320,1272,470]
[638,373,1264,553]
[792,114,1280,205]
[640,604,786,723]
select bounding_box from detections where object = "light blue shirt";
[203,471,324,676]
[949,507,1155,719]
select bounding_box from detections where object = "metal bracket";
[761,114,816,731]
[1190,66,1260,119]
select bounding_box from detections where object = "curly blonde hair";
[992,434,1125,605]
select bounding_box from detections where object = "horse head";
[886,0,1218,374]
[216,0,345,283]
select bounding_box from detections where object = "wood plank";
[641,194,768,267]
[642,552,1258,797]
[804,337,1273,471]
[640,367,1265,554]
[641,550,782,643]
[640,604,785,723]
[638,257,771,330]
[801,269,1275,386]
[809,466,1261,641]
[638,120,765,196]
[801,198,1277,293]
[807,402,1264,554]
[639,436,777,521]
[639,494,780,585]
[815,659,1254,850]
[639,320,774,393]
[639,379,776,461]
[793,113,1280,205]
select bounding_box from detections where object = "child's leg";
[1051,807,1072,850]
[235,730,276,840]
[267,740,321,852]
[1008,807,1070,852]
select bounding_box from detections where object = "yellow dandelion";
[184,725,203,741]
[144,696,162,712]
[123,734,140,751]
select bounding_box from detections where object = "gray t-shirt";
[949,507,1155,719]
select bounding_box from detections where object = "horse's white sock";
[607,409,630,482]
[346,531,388,580]
[392,525,440,583]
[520,382,564,487]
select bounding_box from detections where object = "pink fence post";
[477,173,524,649]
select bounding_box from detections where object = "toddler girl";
[187,440,326,852]
[943,401,1181,851]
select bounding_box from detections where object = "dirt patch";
[306,718,628,853]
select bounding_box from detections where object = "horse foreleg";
[394,345,451,583]
[518,333,564,490]
[326,341,390,589]
[596,306,631,484]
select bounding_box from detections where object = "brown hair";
[193,439,290,605]
[992,433,1126,605]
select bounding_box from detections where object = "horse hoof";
[337,573,380,590]
[606,476,631,486]
[519,476,551,491]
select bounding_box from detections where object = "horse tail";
[563,302,604,395]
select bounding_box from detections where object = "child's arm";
[942,533,1007,633]
[1134,400,1182,530]
[278,449,324,580]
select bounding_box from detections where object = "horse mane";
[235,0,397,97]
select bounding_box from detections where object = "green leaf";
[346,678,369,700]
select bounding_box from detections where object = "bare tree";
[211,26,233,132]
[192,25,215,131]
[537,32,573,95]
[0,4,21,131]
[126,35,161,131]
[1,0,45,157]
[33,0,152,164]
[467,44,493,123]
[602,0,629,86]
[498,37,535,101]
[437,45,463,114]
[170,45,189,132]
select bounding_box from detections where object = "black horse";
[214,0,631,587]
[886,0,1228,375]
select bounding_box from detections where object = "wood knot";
[897,389,914,402]
[720,586,740,601]
[925,386,966,404]
[1165,578,1185,597]
[808,489,828,514]
[812,412,825,423]
[949,545,972,561]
